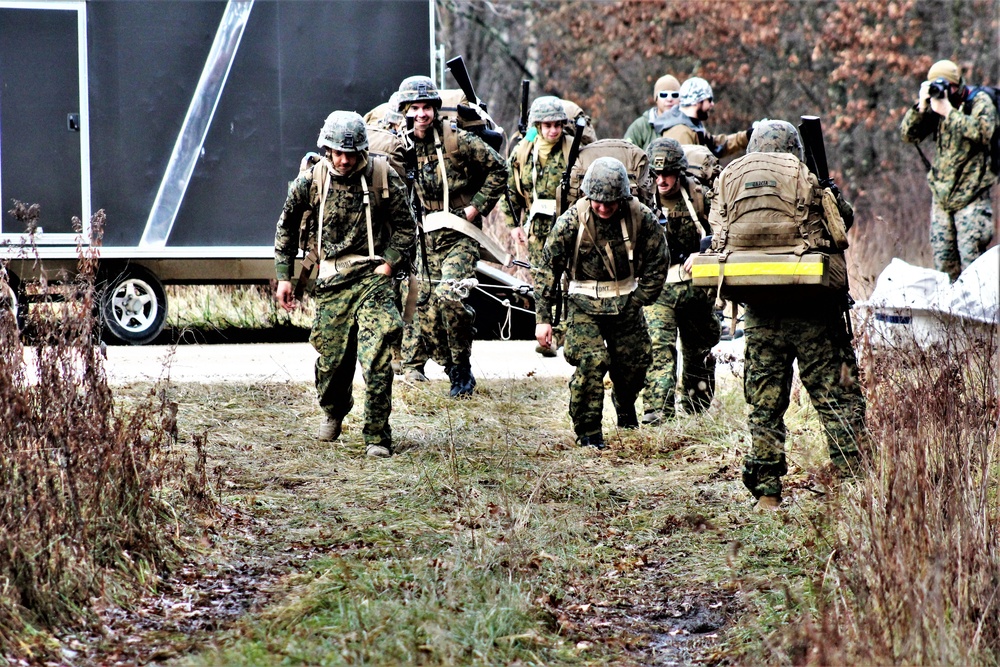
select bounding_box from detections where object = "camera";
[928,77,951,100]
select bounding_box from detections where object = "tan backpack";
[365,126,407,179]
[682,144,720,190]
[696,151,849,303]
[567,139,654,208]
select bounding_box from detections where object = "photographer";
[901,59,997,281]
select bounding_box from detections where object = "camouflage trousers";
[407,231,477,369]
[311,272,402,448]
[563,302,652,440]
[641,280,721,419]
[931,194,994,282]
[741,305,867,499]
[526,214,564,343]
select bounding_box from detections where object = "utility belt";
[318,253,382,279]
[567,277,637,299]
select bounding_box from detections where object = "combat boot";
[448,363,476,397]
[578,433,607,450]
[318,414,343,442]
[366,443,392,458]
[641,410,666,426]
[617,407,639,430]
[754,495,782,511]
[535,343,557,358]
[404,367,429,382]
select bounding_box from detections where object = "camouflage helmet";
[528,96,568,126]
[381,92,406,128]
[647,137,687,174]
[746,120,804,161]
[679,77,713,107]
[581,157,632,203]
[317,111,369,152]
[395,75,442,111]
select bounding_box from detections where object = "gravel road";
[102,340,575,385]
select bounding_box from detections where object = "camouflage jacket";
[500,136,569,229]
[657,108,749,159]
[656,176,709,268]
[536,199,668,323]
[412,120,507,244]
[274,156,415,287]
[901,89,998,212]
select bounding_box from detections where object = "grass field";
[56,359,872,666]
[3,267,998,665]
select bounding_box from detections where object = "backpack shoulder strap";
[369,156,390,206]
[570,198,593,280]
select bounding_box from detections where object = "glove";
[821,178,841,199]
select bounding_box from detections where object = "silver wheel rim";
[110,278,159,333]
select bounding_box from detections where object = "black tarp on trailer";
[0,0,432,245]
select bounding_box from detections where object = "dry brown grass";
[776,319,1000,665]
[0,206,209,662]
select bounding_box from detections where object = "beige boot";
[318,415,343,442]
[366,444,391,458]
[754,495,782,511]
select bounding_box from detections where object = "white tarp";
[860,247,999,347]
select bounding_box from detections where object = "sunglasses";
[657,91,680,99]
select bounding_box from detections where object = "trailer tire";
[100,265,167,345]
[2,271,28,332]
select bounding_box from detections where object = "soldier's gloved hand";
[821,178,841,199]
[918,81,931,112]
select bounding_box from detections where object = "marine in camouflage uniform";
[900,59,997,281]
[396,75,507,396]
[624,74,681,150]
[501,96,572,356]
[640,138,720,425]
[658,77,750,159]
[275,111,414,457]
[710,120,867,507]
[535,158,668,449]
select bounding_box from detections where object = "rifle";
[559,116,588,214]
[446,55,483,110]
[446,55,504,152]
[404,115,430,304]
[518,79,531,138]
[799,115,833,188]
[553,116,588,326]
[800,115,856,338]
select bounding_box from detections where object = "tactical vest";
[297,154,391,259]
[694,151,849,303]
[415,123,474,213]
[511,135,570,220]
[567,197,645,299]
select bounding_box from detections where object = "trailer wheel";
[100,265,167,345]
[2,271,28,332]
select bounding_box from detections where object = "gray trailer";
[0,0,534,343]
